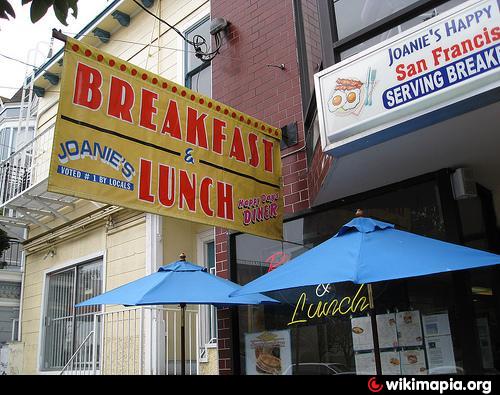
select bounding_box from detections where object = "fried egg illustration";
[342,88,361,110]
[328,90,346,112]
[328,78,364,114]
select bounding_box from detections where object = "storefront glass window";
[470,269,500,373]
[234,177,499,375]
[333,0,420,40]
[339,0,465,60]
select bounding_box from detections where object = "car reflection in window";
[282,362,355,375]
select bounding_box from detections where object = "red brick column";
[211,0,308,374]
[214,228,232,374]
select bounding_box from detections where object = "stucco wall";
[199,345,219,375]
[6,341,24,375]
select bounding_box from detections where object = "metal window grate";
[42,259,102,371]
[0,239,22,269]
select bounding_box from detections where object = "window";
[205,240,217,341]
[184,17,212,96]
[197,230,217,351]
[0,127,15,161]
[333,0,420,40]
[338,0,465,60]
[0,305,20,343]
[42,259,102,371]
[0,107,20,122]
[233,176,472,375]
[11,317,19,342]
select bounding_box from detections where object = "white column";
[16,227,28,342]
[144,214,164,375]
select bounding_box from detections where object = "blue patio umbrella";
[231,214,500,374]
[232,216,500,296]
[77,253,278,375]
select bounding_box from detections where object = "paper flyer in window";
[376,313,398,348]
[351,316,374,351]
[401,349,428,375]
[422,312,451,337]
[425,334,456,374]
[380,350,401,375]
[355,352,377,375]
[396,310,423,347]
[244,329,292,375]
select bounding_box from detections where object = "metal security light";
[209,17,229,36]
[192,18,229,63]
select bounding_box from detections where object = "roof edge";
[33,0,124,82]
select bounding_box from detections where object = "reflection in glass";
[234,178,479,375]
[334,0,420,40]
[339,0,465,60]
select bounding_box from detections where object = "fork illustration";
[364,67,371,106]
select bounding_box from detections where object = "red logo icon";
[368,377,383,393]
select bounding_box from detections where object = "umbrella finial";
[179,252,186,261]
[355,209,365,217]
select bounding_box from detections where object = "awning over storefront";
[314,99,500,207]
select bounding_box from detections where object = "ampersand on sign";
[184,148,195,164]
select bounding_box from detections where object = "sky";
[0,0,111,99]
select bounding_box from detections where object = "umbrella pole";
[180,303,186,375]
[295,326,300,374]
[367,284,382,375]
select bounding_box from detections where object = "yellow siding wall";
[21,210,146,374]
[22,228,104,373]
[34,0,210,125]
[36,92,59,133]
[20,0,212,374]
[99,0,210,80]
[106,215,146,293]
[163,216,211,264]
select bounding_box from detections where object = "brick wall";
[301,0,322,98]
[211,0,307,374]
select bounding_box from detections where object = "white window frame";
[184,15,211,93]
[176,14,212,97]
[196,229,217,348]
[11,317,19,342]
[197,229,216,272]
[37,251,105,374]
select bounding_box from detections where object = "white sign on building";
[315,0,500,156]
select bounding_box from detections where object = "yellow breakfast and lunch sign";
[48,38,283,240]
